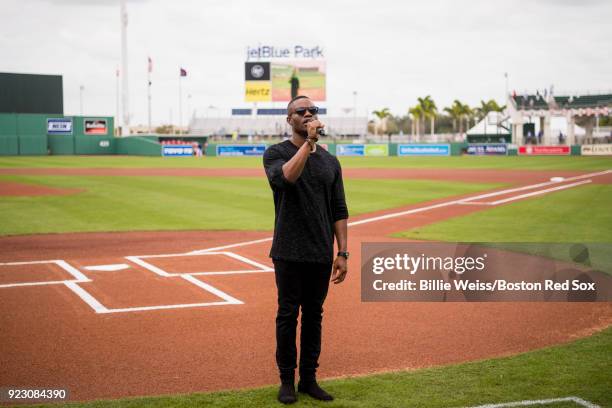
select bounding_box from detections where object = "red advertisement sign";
[519,145,570,155]
[84,119,107,135]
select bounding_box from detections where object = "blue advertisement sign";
[47,118,73,135]
[398,144,450,156]
[467,144,507,156]
[163,145,194,157]
[336,144,365,156]
[216,144,267,156]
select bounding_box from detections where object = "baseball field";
[0,155,611,407]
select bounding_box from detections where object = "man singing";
[263,95,349,404]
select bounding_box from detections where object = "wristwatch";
[337,251,349,259]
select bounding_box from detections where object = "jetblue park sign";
[246,45,324,60]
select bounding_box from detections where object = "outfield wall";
[1,118,602,157]
[0,113,115,156]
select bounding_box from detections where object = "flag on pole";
[148,57,153,73]
[180,67,187,77]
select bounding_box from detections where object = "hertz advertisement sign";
[245,62,272,102]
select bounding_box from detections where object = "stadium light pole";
[120,0,129,136]
[147,57,152,134]
[353,91,357,137]
[178,75,183,135]
[79,85,84,115]
[115,68,120,135]
[504,72,509,101]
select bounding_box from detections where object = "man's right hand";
[306,119,324,142]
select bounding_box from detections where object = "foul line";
[459,180,593,206]
[468,396,600,408]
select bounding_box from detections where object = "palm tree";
[443,100,463,134]
[474,99,505,120]
[372,108,391,137]
[408,105,424,140]
[417,95,437,137]
[458,102,472,134]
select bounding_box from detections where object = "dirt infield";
[0,168,611,403]
[0,180,83,196]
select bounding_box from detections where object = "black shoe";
[297,381,334,401]
[277,383,297,404]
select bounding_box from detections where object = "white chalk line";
[62,271,245,314]
[458,180,593,206]
[467,396,600,408]
[84,264,130,271]
[0,259,91,288]
[486,180,592,205]
[126,251,273,278]
[456,169,610,204]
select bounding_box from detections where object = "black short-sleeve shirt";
[263,140,349,264]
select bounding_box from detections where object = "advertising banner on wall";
[336,144,365,156]
[47,118,72,135]
[216,144,267,157]
[84,119,108,135]
[162,145,194,157]
[364,144,389,156]
[581,144,612,156]
[519,145,570,155]
[467,144,507,156]
[398,144,450,156]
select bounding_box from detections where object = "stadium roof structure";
[510,92,612,116]
[506,91,609,146]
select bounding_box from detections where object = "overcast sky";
[2,0,611,126]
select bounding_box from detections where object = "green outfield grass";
[396,184,612,242]
[0,155,610,170]
[20,327,611,408]
[0,176,500,236]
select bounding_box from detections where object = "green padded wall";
[0,114,18,155]
[17,114,49,155]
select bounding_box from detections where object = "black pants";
[273,259,332,384]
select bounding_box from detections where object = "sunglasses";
[293,106,319,116]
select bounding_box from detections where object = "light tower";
[120,0,129,136]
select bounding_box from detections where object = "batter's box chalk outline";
[0,259,90,288]
[64,273,243,314]
[125,251,274,277]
